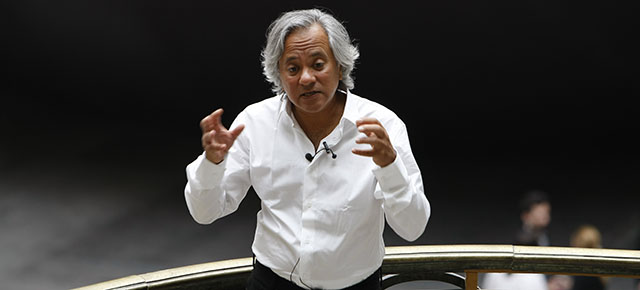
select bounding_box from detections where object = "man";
[481,190,551,290]
[185,9,430,290]
[516,190,551,247]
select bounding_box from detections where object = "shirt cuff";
[372,155,410,195]
[187,152,227,189]
[372,156,415,215]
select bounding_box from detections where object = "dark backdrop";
[2,0,639,289]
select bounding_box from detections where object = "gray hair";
[261,9,360,94]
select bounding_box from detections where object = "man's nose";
[299,67,316,86]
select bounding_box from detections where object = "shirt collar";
[340,89,360,126]
[277,89,361,129]
[277,92,295,127]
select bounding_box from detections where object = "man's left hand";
[352,118,396,167]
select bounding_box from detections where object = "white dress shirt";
[184,91,430,289]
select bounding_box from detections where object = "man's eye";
[314,62,325,69]
[287,67,298,73]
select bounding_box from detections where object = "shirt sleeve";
[372,120,430,242]
[184,113,251,225]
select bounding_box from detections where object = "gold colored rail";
[384,245,640,289]
[75,245,640,290]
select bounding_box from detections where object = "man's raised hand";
[352,118,396,167]
[200,108,245,164]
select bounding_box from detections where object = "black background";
[2,0,639,289]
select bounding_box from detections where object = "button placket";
[299,160,317,282]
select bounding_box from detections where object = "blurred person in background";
[548,275,573,290]
[482,272,548,290]
[516,190,551,246]
[570,224,606,290]
[481,190,552,290]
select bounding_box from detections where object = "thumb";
[229,124,245,139]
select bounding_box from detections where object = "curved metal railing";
[75,245,640,290]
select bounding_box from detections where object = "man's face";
[279,23,342,114]
[522,202,551,230]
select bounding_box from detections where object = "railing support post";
[465,271,478,290]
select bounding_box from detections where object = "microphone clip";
[305,141,337,162]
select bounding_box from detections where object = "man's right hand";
[200,108,245,164]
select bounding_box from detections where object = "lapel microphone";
[305,141,337,162]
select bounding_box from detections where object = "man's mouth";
[300,91,321,97]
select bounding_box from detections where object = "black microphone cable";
[305,141,337,162]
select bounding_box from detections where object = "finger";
[208,108,224,131]
[204,142,227,153]
[200,111,217,130]
[355,117,381,127]
[202,130,213,146]
[352,147,375,157]
[357,124,388,139]
[229,124,245,139]
[202,128,218,142]
[200,108,224,132]
[205,142,227,151]
[202,130,226,150]
[355,133,385,147]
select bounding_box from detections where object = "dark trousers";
[246,260,382,290]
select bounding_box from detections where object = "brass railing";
[75,245,640,290]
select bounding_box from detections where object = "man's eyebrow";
[283,56,298,64]
[283,50,327,64]
[310,50,328,58]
